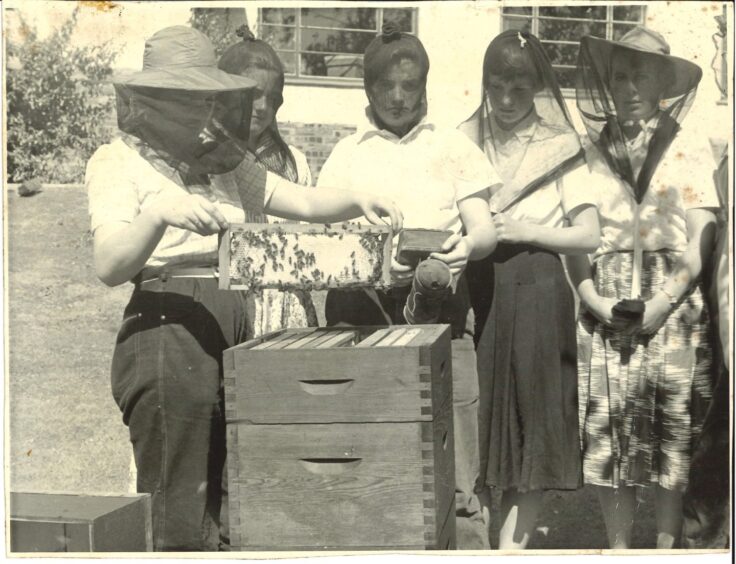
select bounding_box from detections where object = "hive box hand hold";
[218,222,392,291]
[223,325,456,551]
[396,229,453,268]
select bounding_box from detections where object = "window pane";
[502,7,533,16]
[543,42,579,68]
[612,23,638,40]
[260,25,295,51]
[382,8,414,32]
[261,8,296,26]
[276,51,297,75]
[301,28,375,55]
[539,6,607,20]
[538,18,607,41]
[301,53,363,78]
[503,16,532,33]
[301,8,376,31]
[553,67,577,89]
[613,6,644,22]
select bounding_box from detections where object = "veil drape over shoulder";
[459,30,584,214]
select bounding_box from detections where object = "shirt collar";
[488,107,539,145]
[623,112,660,149]
[356,106,434,144]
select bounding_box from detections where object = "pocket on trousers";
[111,310,142,414]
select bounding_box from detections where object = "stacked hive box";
[223,325,455,551]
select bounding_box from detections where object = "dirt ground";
[6,185,661,550]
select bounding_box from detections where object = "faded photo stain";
[682,185,698,205]
[78,0,118,12]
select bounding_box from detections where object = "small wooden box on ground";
[223,325,455,551]
[9,492,152,552]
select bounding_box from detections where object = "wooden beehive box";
[223,325,455,551]
[218,223,392,291]
[9,492,152,552]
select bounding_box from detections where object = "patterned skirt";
[577,250,714,491]
[246,289,318,338]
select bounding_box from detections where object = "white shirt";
[584,124,720,258]
[317,113,501,235]
[622,114,659,180]
[86,137,283,269]
[484,111,599,228]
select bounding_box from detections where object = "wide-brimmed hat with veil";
[580,26,701,101]
[113,26,257,178]
[576,26,702,203]
[113,26,256,91]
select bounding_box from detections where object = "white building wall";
[645,1,731,147]
[12,1,728,143]
[248,2,507,128]
[250,1,730,149]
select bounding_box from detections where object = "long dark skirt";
[472,244,582,492]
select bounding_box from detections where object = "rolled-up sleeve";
[677,142,720,211]
[560,162,601,217]
[316,139,352,189]
[446,130,502,202]
[86,143,140,233]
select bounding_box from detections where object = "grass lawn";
[6,185,658,549]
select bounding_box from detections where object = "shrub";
[190,7,247,59]
[6,8,118,183]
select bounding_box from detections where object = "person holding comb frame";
[87,26,402,551]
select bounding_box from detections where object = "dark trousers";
[111,277,249,551]
[325,281,489,550]
[682,360,731,548]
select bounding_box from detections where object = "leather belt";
[136,266,218,285]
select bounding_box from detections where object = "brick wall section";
[104,101,354,184]
[278,122,357,183]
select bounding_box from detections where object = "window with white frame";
[502,5,646,90]
[259,7,417,84]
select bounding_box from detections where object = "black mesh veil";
[459,30,584,213]
[479,31,574,148]
[114,84,254,178]
[218,25,298,181]
[575,32,702,203]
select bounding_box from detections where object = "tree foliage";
[189,8,247,59]
[6,8,118,183]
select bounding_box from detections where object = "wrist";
[356,192,371,212]
[655,288,677,308]
[518,222,536,245]
[581,292,603,312]
[461,235,476,258]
